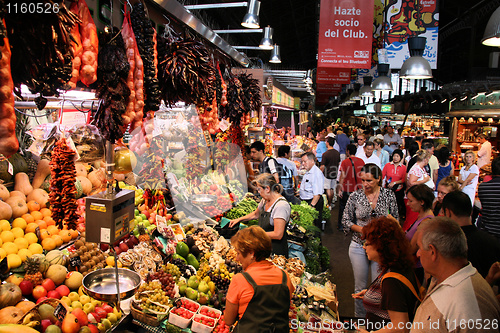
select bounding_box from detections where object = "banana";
[25,321,40,329]
[22,313,40,325]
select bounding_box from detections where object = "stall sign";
[318,0,374,69]
[316,67,351,84]
[58,109,90,127]
[381,0,439,69]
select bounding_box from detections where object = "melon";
[64,271,83,290]
[45,250,66,266]
[44,264,67,285]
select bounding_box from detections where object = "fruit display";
[67,242,109,276]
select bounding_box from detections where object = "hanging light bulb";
[400,37,433,79]
[269,44,281,63]
[482,6,500,46]
[372,64,393,92]
[259,26,274,49]
[241,0,261,28]
[360,76,374,97]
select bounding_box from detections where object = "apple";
[124,238,134,249]
[134,209,139,216]
[19,280,33,296]
[47,290,62,299]
[118,242,129,253]
[68,292,80,303]
[71,301,83,309]
[90,299,101,307]
[83,303,95,314]
[143,220,151,228]
[41,319,52,333]
[71,308,88,327]
[99,243,109,252]
[61,296,72,307]
[87,324,98,333]
[42,278,56,292]
[112,307,122,320]
[77,327,91,333]
[56,285,70,297]
[113,246,122,255]
[101,304,113,314]
[106,313,118,324]
[94,307,107,320]
[79,294,91,305]
[87,312,100,324]
[139,213,147,221]
[101,319,111,331]
[62,313,81,333]
[33,285,48,300]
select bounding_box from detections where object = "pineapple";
[24,257,43,286]
[138,225,150,243]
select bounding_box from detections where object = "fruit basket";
[130,299,166,327]
[17,298,66,331]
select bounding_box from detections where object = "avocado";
[172,253,187,263]
[175,241,190,258]
[186,253,199,270]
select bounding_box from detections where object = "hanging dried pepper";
[49,138,79,230]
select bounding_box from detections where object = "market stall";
[0,1,338,332]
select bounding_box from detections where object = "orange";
[17,248,32,262]
[47,225,59,236]
[7,254,22,269]
[69,229,79,240]
[0,220,11,231]
[25,223,39,234]
[51,234,63,247]
[28,243,43,255]
[27,201,41,212]
[21,214,34,224]
[11,227,24,239]
[24,232,38,244]
[39,229,51,240]
[41,238,56,251]
[2,242,18,255]
[40,208,52,217]
[43,216,55,226]
[35,220,47,230]
[59,230,72,243]
[0,230,15,243]
[13,237,29,250]
[12,218,27,230]
[31,211,43,221]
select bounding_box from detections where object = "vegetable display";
[224,198,258,220]
[72,0,98,86]
[130,1,161,113]
[49,137,79,230]
[6,0,80,107]
[92,28,131,143]
[290,201,319,228]
[0,18,19,158]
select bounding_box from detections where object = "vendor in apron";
[224,226,294,332]
[229,173,291,257]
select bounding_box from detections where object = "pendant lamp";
[259,26,274,49]
[360,76,374,97]
[372,64,393,92]
[482,6,500,46]
[241,0,260,28]
[399,37,433,79]
[350,83,361,101]
[269,44,281,63]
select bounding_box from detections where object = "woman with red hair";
[354,217,421,333]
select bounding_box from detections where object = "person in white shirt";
[477,133,492,169]
[383,126,402,154]
[359,141,381,169]
[355,134,367,159]
[299,152,325,229]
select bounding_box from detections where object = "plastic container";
[168,307,195,328]
[191,313,217,333]
[178,297,200,313]
[199,305,222,320]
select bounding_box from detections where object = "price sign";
[54,303,67,322]
[0,257,8,275]
[69,256,82,269]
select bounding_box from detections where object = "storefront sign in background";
[382,0,439,69]
[316,67,351,84]
[318,0,374,69]
[315,83,342,105]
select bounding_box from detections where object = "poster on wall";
[316,67,351,84]
[318,0,374,69]
[382,0,439,69]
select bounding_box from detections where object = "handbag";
[382,272,425,302]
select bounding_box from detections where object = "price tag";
[0,257,8,275]
[7,162,13,176]
[54,303,67,322]
[69,256,82,268]
[156,214,167,225]
[219,119,230,132]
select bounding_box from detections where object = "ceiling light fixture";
[460,95,468,101]
[360,76,374,97]
[259,26,274,49]
[482,6,500,46]
[372,64,393,92]
[241,0,260,28]
[399,36,433,79]
[350,83,361,100]
[304,70,313,84]
[269,44,281,63]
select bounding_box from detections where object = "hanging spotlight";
[400,37,433,79]
[259,26,274,49]
[372,64,393,92]
[350,83,361,100]
[241,0,261,28]
[359,76,374,97]
[482,6,500,46]
[304,70,313,84]
[269,44,281,63]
